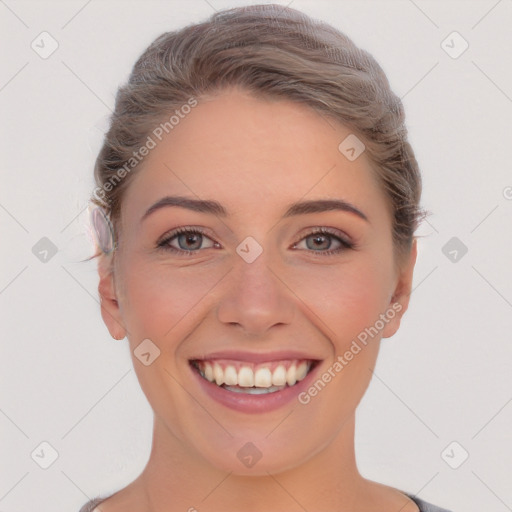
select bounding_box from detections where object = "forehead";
[122,89,390,223]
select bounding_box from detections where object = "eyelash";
[157,226,355,257]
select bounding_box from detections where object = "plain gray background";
[1,1,511,511]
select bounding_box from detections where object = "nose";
[216,249,295,336]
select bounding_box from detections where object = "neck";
[138,413,369,512]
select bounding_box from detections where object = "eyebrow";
[141,195,369,223]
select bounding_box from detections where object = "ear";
[97,255,127,340]
[381,238,418,339]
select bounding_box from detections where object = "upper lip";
[189,350,323,364]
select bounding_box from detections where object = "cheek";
[288,256,393,344]
[117,257,224,339]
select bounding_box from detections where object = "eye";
[157,227,219,255]
[157,226,355,257]
[292,227,354,256]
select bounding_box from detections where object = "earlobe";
[381,239,418,339]
[97,255,127,340]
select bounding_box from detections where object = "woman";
[82,4,452,511]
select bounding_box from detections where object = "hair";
[89,3,427,267]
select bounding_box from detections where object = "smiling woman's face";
[98,88,416,476]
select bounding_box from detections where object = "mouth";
[190,358,319,395]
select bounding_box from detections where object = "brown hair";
[89,3,426,266]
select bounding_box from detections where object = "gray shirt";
[79,491,453,511]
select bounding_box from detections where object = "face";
[98,88,416,476]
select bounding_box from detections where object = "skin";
[96,88,419,512]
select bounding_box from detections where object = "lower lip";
[190,362,320,414]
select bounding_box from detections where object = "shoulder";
[79,482,147,512]
[404,492,454,512]
[79,496,110,512]
[366,482,451,512]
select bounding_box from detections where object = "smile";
[191,359,317,394]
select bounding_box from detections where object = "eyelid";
[157,226,214,245]
[157,225,355,256]
[157,226,218,253]
[292,226,352,247]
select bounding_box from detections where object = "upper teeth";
[195,360,312,388]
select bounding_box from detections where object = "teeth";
[272,365,287,386]
[286,365,297,386]
[254,367,272,388]
[204,363,214,382]
[238,367,254,387]
[295,361,309,381]
[224,385,285,394]
[224,365,238,385]
[196,359,313,391]
[213,363,224,386]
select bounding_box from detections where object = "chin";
[187,433,320,477]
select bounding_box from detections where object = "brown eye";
[157,227,218,255]
[293,228,354,256]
